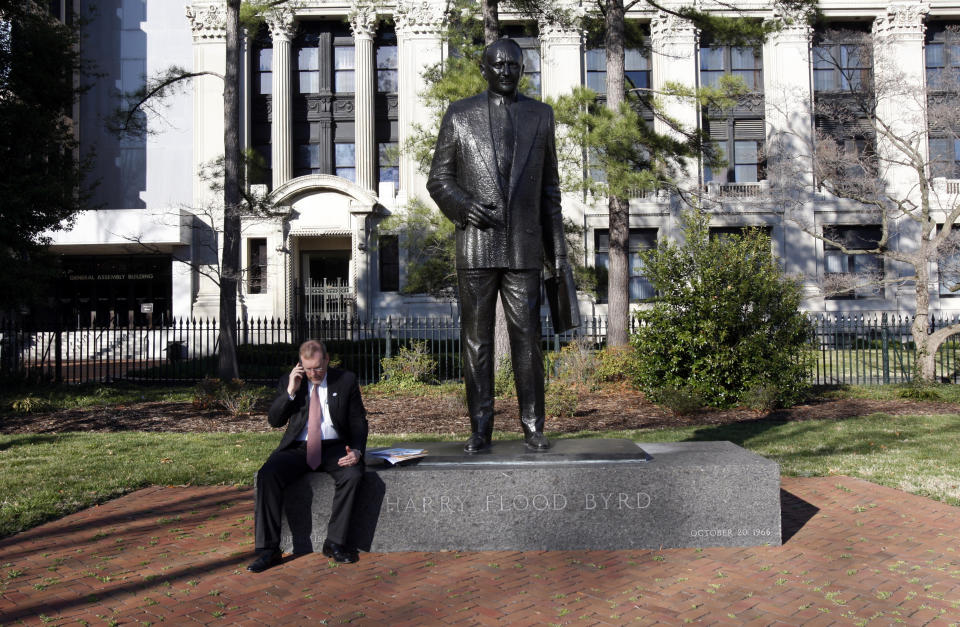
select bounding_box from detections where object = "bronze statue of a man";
[427,38,569,453]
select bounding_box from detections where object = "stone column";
[873,1,930,307]
[763,3,817,294]
[185,1,227,318]
[650,8,698,241]
[267,6,296,188]
[539,5,582,100]
[395,0,446,203]
[351,3,378,192]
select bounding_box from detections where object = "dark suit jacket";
[426,92,566,271]
[267,368,368,456]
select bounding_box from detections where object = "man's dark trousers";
[459,267,545,439]
[254,439,363,551]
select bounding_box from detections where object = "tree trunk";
[604,0,630,346]
[482,0,499,45]
[913,250,936,382]
[218,0,241,381]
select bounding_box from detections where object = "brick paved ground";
[0,476,958,626]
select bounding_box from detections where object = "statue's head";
[480,38,524,98]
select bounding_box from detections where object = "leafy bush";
[550,338,599,390]
[10,395,53,414]
[594,345,637,383]
[652,385,704,416]
[545,382,579,419]
[896,381,943,401]
[192,377,267,416]
[741,382,782,412]
[494,355,515,398]
[379,341,438,392]
[631,211,813,408]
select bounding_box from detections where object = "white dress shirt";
[294,375,340,442]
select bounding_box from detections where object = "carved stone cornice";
[650,10,697,47]
[766,1,814,42]
[265,4,297,42]
[349,2,378,39]
[872,1,930,40]
[538,0,583,44]
[185,2,226,42]
[394,0,445,39]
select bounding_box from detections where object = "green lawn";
[2,412,958,539]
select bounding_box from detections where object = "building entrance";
[299,251,352,322]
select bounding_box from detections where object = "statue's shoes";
[524,432,550,451]
[464,433,490,453]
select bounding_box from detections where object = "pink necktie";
[306,384,323,470]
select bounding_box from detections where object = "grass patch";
[814,384,960,404]
[0,383,196,415]
[1,413,958,539]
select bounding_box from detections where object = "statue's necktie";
[492,99,514,184]
[306,384,323,470]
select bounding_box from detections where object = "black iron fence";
[3,313,960,386]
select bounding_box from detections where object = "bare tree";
[772,27,960,381]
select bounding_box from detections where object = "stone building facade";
[45,0,960,325]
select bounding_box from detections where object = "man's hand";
[338,445,360,467]
[464,201,500,230]
[287,363,305,397]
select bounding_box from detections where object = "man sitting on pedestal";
[247,339,368,573]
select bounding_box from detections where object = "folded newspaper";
[366,447,428,465]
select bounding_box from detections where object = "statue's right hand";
[464,202,499,230]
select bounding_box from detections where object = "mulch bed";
[2,383,959,436]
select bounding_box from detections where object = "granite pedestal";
[271,439,781,553]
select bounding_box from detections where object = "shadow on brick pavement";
[1,477,958,625]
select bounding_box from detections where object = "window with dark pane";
[379,234,399,292]
[376,31,398,93]
[584,45,650,95]
[823,225,883,299]
[937,223,960,296]
[249,27,274,188]
[700,45,762,90]
[812,25,872,93]
[594,228,657,303]
[334,44,355,93]
[704,117,766,183]
[248,238,268,294]
[335,142,356,182]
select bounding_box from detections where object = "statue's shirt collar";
[487,91,517,108]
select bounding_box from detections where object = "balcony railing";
[705,180,769,199]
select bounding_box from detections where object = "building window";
[376,37,398,93]
[298,44,320,94]
[379,234,399,292]
[813,28,872,93]
[704,118,765,183]
[334,44,355,93]
[335,143,356,181]
[585,47,651,94]
[594,229,657,302]
[823,225,883,299]
[929,138,960,178]
[378,141,399,185]
[700,45,762,90]
[248,238,267,294]
[926,24,960,89]
[258,47,273,95]
[296,144,322,175]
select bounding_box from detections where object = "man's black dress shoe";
[463,432,490,453]
[246,549,282,573]
[524,431,550,450]
[322,539,358,564]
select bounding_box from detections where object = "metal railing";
[3,313,960,387]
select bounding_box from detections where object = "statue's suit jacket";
[267,368,368,455]
[427,93,566,271]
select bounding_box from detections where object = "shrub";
[192,377,220,409]
[10,395,53,414]
[217,379,264,417]
[379,340,437,392]
[631,210,813,408]
[653,385,703,416]
[594,345,637,383]
[494,355,515,398]
[545,382,579,419]
[550,337,598,389]
[896,381,943,401]
[741,382,782,412]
